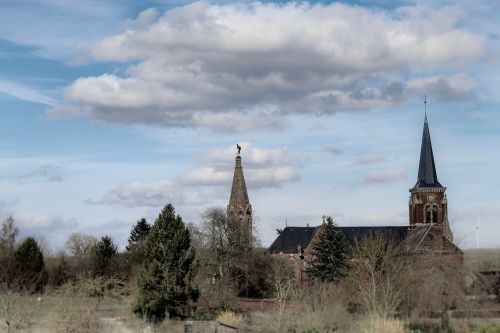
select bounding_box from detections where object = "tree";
[65,233,97,257]
[0,216,19,286]
[0,216,18,258]
[91,235,117,277]
[350,232,405,318]
[14,237,45,291]
[134,204,199,321]
[126,218,151,253]
[65,233,97,278]
[201,207,231,253]
[307,216,349,282]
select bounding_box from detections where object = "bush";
[217,311,243,327]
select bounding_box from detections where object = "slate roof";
[414,113,442,188]
[268,226,408,253]
[268,227,319,253]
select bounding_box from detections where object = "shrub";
[360,316,405,333]
[217,311,243,327]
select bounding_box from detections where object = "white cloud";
[16,164,64,183]
[206,143,303,168]
[52,2,484,130]
[364,169,408,183]
[89,143,301,208]
[0,79,56,105]
[87,180,209,208]
[182,143,302,187]
[357,154,386,165]
[14,213,78,231]
[181,166,299,188]
[0,199,16,218]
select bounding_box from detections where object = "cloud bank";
[89,143,301,208]
[52,2,483,130]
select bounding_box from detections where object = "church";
[226,113,463,281]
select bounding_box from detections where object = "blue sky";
[1,0,499,252]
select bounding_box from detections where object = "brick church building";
[227,112,463,281]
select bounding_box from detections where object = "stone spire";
[414,113,442,188]
[228,155,250,208]
[227,148,252,247]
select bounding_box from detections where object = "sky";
[0,0,499,252]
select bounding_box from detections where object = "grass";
[0,292,137,332]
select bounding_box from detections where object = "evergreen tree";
[14,237,45,290]
[91,235,117,277]
[135,204,199,321]
[14,237,44,273]
[126,218,151,253]
[307,216,349,282]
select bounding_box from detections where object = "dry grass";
[358,316,405,333]
[217,310,243,327]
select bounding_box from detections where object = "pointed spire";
[414,110,442,188]
[227,147,253,247]
[228,155,250,206]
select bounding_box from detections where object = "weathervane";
[236,144,241,157]
[424,95,427,115]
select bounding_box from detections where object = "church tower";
[409,112,453,242]
[227,146,253,247]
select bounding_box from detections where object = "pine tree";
[91,235,117,277]
[134,204,199,321]
[14,237,44,273]
[307,216,349,282]
[126,218,151,252]
[14,237,45,290]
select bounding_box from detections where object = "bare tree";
[272,256,296,327]
[65,233,97,278]
[65,233,97,257]
[0,216,19,289]
[350,232,406,318]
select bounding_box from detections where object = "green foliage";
[479,322,500,333]
[126,218,151,253]
[134,203,199,321]
[91,235,117,277]
[307,217,349,282]
[14,237,45,273]
[13,237,45,291]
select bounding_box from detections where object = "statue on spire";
[236,144,241,157]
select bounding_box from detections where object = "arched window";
[425,204,438,224]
